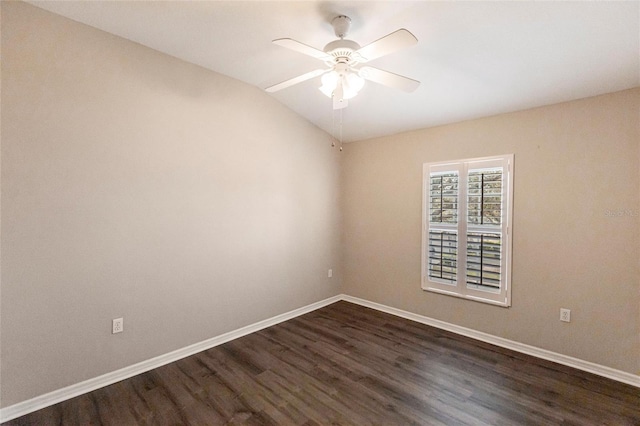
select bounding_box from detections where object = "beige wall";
[1,2,341,406]
[342,88,640,375]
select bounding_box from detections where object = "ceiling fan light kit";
[319,64,365,109]
[266,15,420,110]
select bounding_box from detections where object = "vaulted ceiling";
[27,1,640,142]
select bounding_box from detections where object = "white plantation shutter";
[429,172,458,224]
[466,232,501,291]
[426,165,461,286]
[465,162,506,293]
[423,155,513,306]
[467,168,502,226]
[428,230,457,282]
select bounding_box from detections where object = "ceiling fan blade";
[353,29,418,63]
[265,68,327,93]
[273,38,332,61]
[359,66,420,92]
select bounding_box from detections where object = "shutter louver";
[466,232,501,291]
[467,169,502,225]
[428,230,457,282]
[430,173,458,224]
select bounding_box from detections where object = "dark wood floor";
[4,301,640,425]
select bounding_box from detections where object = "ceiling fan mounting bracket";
[331,15,351,39]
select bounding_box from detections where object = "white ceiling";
[28,1,640,142]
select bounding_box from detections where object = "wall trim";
[0,295,342,423]
[2,293,638,422]
[341,294,640,388]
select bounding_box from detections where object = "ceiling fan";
[265,15,420,110]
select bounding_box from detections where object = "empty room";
[1,1,639,424]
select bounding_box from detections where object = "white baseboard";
[2,293,638,422]
[0,295,342,423]
[341,294,640,388]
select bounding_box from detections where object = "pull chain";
[331,108,336,148]
[339,108,343,151]
[329,105,344,152]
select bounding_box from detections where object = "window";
[422,155,513,306]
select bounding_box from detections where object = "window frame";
[421,154,514,307]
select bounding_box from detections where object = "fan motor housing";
[323,39,361,62]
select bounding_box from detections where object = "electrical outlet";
[560,308,571,323]
[328,269,333,278]
[112,317,123,334]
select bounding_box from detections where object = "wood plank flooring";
[4,301,640,425]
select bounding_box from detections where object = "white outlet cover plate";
[112,318,123,334]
